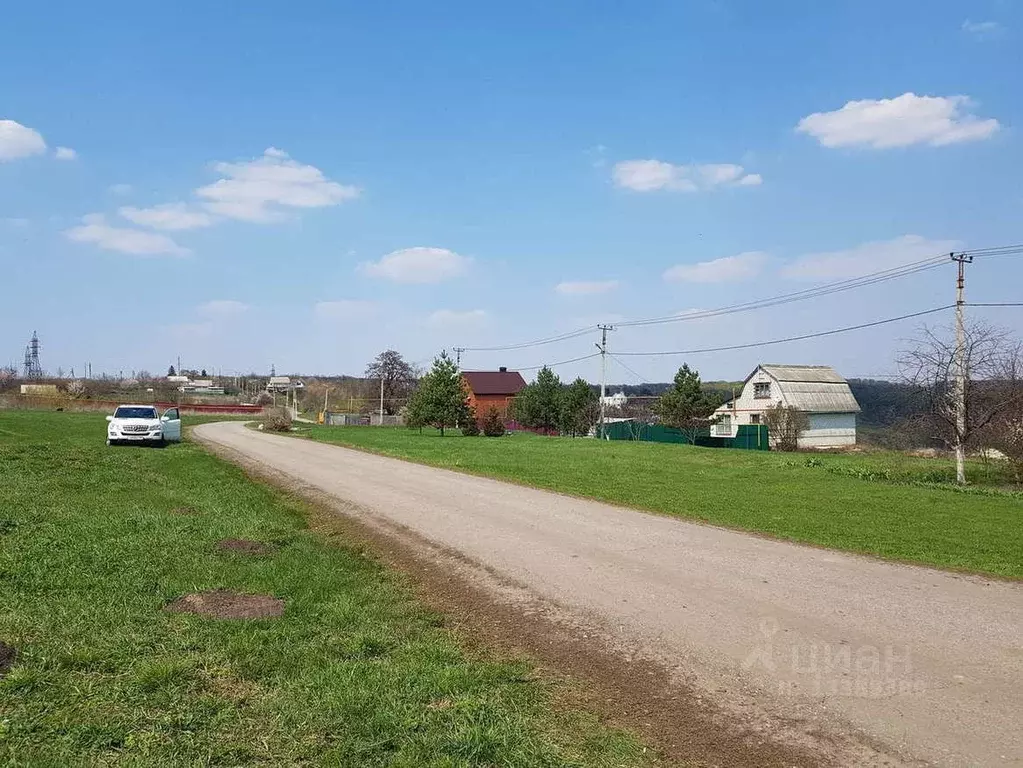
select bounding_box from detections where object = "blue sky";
[2,0,1021,383]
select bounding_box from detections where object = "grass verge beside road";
[0,411,649,766]
[301,426,1023,580]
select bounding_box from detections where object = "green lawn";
[300,425,1023,580]
[0,411,649,766]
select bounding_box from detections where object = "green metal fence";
[601,421,769,450]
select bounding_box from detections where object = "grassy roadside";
[299,425,1023,580]
[0,411,651,766]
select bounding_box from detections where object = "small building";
[462,367,527,419]
[178,380,226,395]
[600,391,628,409]
[713,364,860,448]
[266,376,304,394]
[20,383,60,396]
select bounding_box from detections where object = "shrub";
[481,407,506,437]
[255,392,274,407]
[461,411,480,436]
[262,406,293,432]
[64,380,86,399]
[763,403,809,452]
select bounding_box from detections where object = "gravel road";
[195,422,1022,767]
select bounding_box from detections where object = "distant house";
[462,367,527,419]
[20,383,59,397]
[600,391,628,409]
[713,364,860,448]
[178,379,226,395]
[267,376,304,394]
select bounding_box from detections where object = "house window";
[753,382,771,399]
[750,413,761,425]
[714,414,732,436]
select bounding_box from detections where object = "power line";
[518,352,601,372]
[615,305,956,357]
[455,243,1023,354]
[462,326,594,353]
[618,257,951,328]
[608,353,650,383]
[968,302,1023,307]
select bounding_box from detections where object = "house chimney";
[499,366,507,373]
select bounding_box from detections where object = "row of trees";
[512,367,598,436]
[364,318,1023,483]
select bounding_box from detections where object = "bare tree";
[898,321,1023,483]
[990,413,1023,482]
[762,403,810,451]
[617,398,655,440]
[365,350,419,415]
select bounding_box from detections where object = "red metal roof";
[462,370,527,396]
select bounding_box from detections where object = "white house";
[712,364,860,448]
[600,391,628,409]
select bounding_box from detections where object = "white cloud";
[428,309,488,328]
[781,235,961,280]
[64,214,189,257]
[119,203,214,231]
[0,120,47,161]
[197,299,249,318]
[359,247,471,284]
[556,280,619,295]
[612,159,762,192]
[663,251,768,283]
[313,299,379,320]
[962,19,1003,39]
[195,147,360,222]
[54,146,77,161]
[796,93,1000,149]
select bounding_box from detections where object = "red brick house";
[461,367,526,420]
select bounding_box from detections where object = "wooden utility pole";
[951,251,973,484]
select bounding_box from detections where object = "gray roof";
[755,365,861,413]
[759,364,847,383]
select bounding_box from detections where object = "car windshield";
[114,407,158,420]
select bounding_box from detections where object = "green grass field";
[300,425,1023,579]
[0,411,649,766]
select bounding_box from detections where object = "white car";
[106,405,182,446]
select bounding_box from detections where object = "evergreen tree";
[460,403,481,436]
[560,377,598,436]
[513,366,563,433]
[404,388,428,432]
[413,351,467,436]
[167,365,176,376]
[481,406,506,437]
[653,364,721,444]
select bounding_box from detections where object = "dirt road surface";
[195,422,1022,767]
